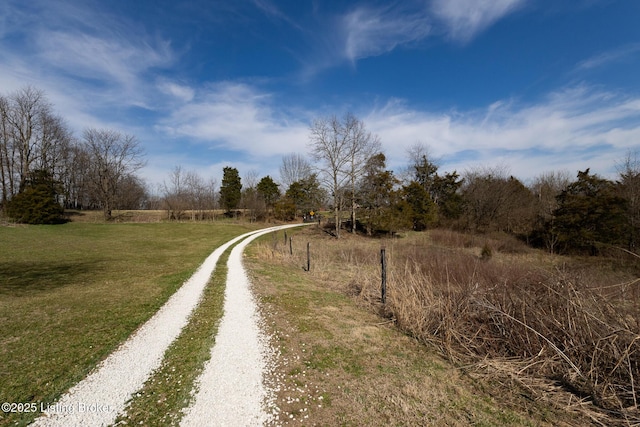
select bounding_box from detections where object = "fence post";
[381,247,387,304]
[289,236,293,255]
[306,242,311,272]
[284,230,287,246]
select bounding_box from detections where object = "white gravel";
[31,226,295,427]
[181,223,307,427]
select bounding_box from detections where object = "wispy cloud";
[341,5,432,63]
[366,85,640,180]
[577,43,640,70]
[308,0,526,75]
[157,82,310,158]
[36,31,173,92]
[1,0,174,109]
[156,81,640,184]
[157,80,196,103]
[252,0,304,31]
[431,0,527,43]
[0,0,181,140]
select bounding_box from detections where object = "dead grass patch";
[245,228,593,426]
[247,226,638,425]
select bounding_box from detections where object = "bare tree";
[5,87,51,193]
[83,128,145,220]
[279,153,312,188]
[36,112,73,182]
[344,114,380,233]
[0,87,73,211]
[529,170,572,252]
[162,167,217,221]
[163,166,189,220]
[243,169,259,190]
[616,150,640,251]
[117,174,148,209]
[58,141,92,209]
[241,169,262,221]
[309,115,352,237]
[184,171,213,220]
[0,94,11,207]
[461,165,535,234]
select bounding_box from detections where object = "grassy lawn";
[0,221,255,426]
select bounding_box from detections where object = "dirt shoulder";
[246,246,589,427]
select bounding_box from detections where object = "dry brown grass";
[249,226,640,425]
[387,233,640,422]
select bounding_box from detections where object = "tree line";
[2,86,638,256]
[203,112,639,256]
[290,113,640,255]
[0,86,146,222]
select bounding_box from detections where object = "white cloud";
[0,0,175,114]
[431,0,527,42]
[36,23,173,98]
[157,81,196,103]
[252,0,304,31]
[342,5,431,62]
[576,43,640,70]
[308,0,524,75]
[365,86,640,181]
[158,82,310,158]
[36,32,172,91]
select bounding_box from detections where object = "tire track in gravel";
[180,223,309,427]
[32,227,278,427]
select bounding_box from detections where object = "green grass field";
[0,221,256,426]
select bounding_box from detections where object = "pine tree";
[256,176,280,208]
[6,169,64,224]
[219,167,242,214]
[554,169,628,254]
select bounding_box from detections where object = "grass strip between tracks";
[114,248,233,426]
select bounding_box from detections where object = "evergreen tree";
[401,181,438,231]
[256,175,280,208]
[431,171,463,221]
[413,154,438,195]
[219,167,242,213]
[554,169,628,254]
[359,153,402,234]
[6,169,64,224]
[283,174,325,217]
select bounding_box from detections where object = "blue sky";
[1,0,639,189]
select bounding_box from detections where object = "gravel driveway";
[181,224,306,426]
[32,224,307,427]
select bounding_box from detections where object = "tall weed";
[254,228,640,423]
